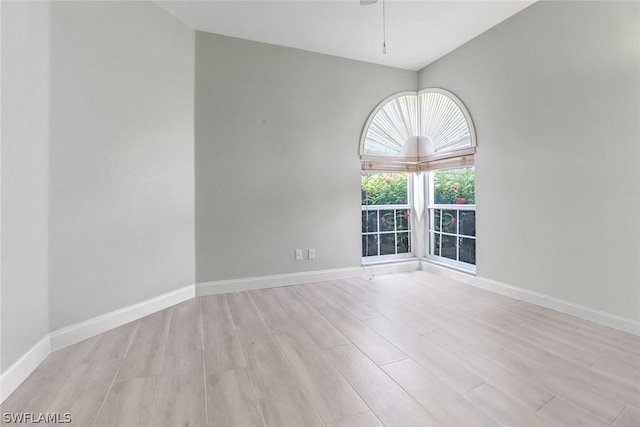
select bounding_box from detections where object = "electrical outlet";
[295,249,303,260]
[308,249,316,259]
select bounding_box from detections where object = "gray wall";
[1,1,51,372]
[48,1,195,330]
[4,1,638,374]
[195,33,416,283]
[419,1,640,320]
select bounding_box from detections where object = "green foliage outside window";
[433,168,475,204]
[361,173,408,205]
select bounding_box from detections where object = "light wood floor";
[2,271,639,426]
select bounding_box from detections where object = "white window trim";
[422,255,476,275]
[424,172,477,274]
[361,174,415,263]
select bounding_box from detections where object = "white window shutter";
[360,88,476,172]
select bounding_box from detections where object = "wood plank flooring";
[2,271,639,426]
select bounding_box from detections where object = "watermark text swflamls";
[2,412,71,424]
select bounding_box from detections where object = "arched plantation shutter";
[359,88,476,172]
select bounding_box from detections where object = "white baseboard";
[196,260,421,296]
[0,335,50,404]
[4,260,636,406]
[420,260,640,336]
[2,262,420,403]
[1,284,194,403]
[49,284,195,351]
[363,259,422,278]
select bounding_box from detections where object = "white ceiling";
[157,1,535,71]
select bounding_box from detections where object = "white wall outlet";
[295,249,303,260]
[308,248,316,259]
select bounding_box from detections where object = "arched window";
[360,89,477,271]
[359,88,476,172]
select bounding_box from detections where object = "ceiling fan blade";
[360,0,378,5]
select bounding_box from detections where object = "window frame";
[424,170,477,274]
[361,173,415,263]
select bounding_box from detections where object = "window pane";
[432,232,441,256]
[433,167,475,204]
[459,211,476,237]
[361,171,412,259]
[442,210,457,234]
[361,173,408,205]
[362,235,378,257]
[379,210,395,232]
[380,233,396,255]
[428,167,475,268]
[396,209,410,231]
[459,238,476,265]
[397,232,410,253]
[441,234,457,260]
[361,211,378,233]
[433,209,442,232]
